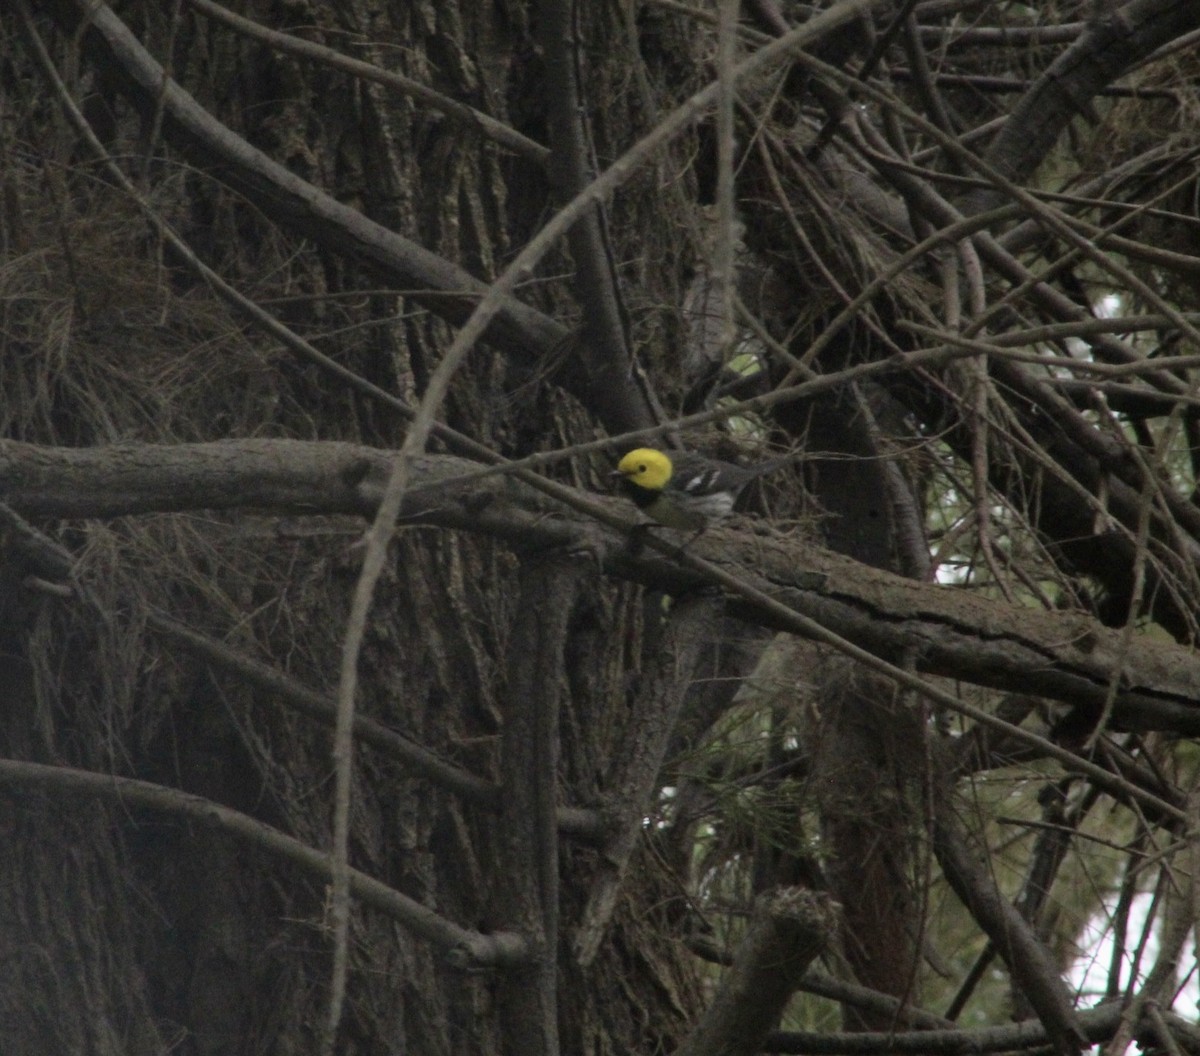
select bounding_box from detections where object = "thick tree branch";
[932,802,1087,1056]
[6,438,1200,740]
[969,0,1200,216]
[43,0,659,436]
[673,888,837,1056]
[538,0,653,434]
[490,558,579,1056]
[574,594,724,966]
[48,0,905,439]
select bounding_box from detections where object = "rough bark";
[6,1,1200,1051]
[6,438,1200,734]
[673,888,839,1056]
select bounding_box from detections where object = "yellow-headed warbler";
[611,447,793,531]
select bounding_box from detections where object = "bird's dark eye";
[638,463,647,473]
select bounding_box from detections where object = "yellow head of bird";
[615,448,674,491]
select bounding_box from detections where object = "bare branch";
[6,438,1200,748]
[970,0,1200,215]
[674,888,838,1056]
[932,802,1088,1055]
[0,759,528,967]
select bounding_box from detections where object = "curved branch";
[0,758,528,968]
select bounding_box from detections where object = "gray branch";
[6,438,1200,736]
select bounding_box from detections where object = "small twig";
[20,576,75,598]
[0,501,75,581]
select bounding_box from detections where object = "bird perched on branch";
[611,446,795,532]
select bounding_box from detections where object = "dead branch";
[673,888,838,1056]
